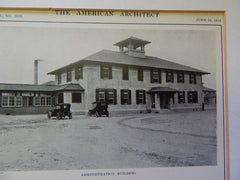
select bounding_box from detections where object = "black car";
[88,101,109,117]
[48,103,72,120]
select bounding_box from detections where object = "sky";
[0,23,217,89]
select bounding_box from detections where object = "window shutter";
[105,89,109,103]
[128,90,131,104]
[158,69,162,83]
[96,89,99,102]
[100,65,103,79]
[183,92,185,103]
[136,90,139,104]
[109,65,112,79]
[143,90,146,104]
[195,92,198,103]
[121,90,124,104]
[114,89,117,105]
[172,72,174,83]
[150,69,154,83]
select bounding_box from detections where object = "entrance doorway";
[160,93,169,109]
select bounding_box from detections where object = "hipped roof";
[48,50,209,75]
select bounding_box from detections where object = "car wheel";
[56,113,61,120]
[95,111,99,117]
[69,113,72,119]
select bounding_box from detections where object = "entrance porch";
[148,87,176,112]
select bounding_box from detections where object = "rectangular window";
[67,70,72,82]
[188,91,198,103]
[121,89,131,104]
[96,89,117,104]
[58,74,61,84]
[177,72,185,83]
[97,89,105,102]
[189,73,196,84]
[166,71,174,83]
[41,96,46,105]
[2,96,8,106]
[28,97,34,106]
[136,90,146,104]
[46,97,52,106]
[75,65,83,80]
[100,65,112,79]
[16,96,22,106]
[35,96,40,106]
[9,96,15,106]
[58,93,64,104]
[107,89,117,105]
[151,69,161,83]
[122,66,129,80]
[72,93,82,103]
[178,91,185,104]
[138,68,143,81]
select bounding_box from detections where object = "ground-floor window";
[187,91,198,103]
[121,89,131,105]
[1,96,23,107]
[136,90,146,104]
[58,93,64,104]
[2,96,8,106]
[35,96,41,106]
[178,91,185,104]
[41,97,46,105]
[16,96,22,106]
[9,96,15,106]
[72,93,82,103]
[47,97,52,105]
[96,89,117,105]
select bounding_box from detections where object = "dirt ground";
[0,110,216,171]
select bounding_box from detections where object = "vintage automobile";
[47,103,72,120]
[88,101,109,117]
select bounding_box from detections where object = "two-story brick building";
[0,37,209,115]
[47,37,208,114]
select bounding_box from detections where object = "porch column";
[155,93,160,110]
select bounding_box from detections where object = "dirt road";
[0,110,216,171]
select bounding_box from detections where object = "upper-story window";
[67,70,72,82]
[189,73,196,84]
[137,68,143,81]
[122,66,129,80]
[75,65,83,80]
[177,72,184,83]
[57,74,61,85]
[166,71,174,83]
[100,64,112,79]
[151,69,161,83]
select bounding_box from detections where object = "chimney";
[34,60,39,85]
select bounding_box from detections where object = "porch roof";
[148,87,177,93]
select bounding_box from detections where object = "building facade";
[48,37,208,114]
[0,37,209,115]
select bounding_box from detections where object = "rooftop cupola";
[114,37,151,58]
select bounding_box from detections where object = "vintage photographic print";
[0,9,227,180]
